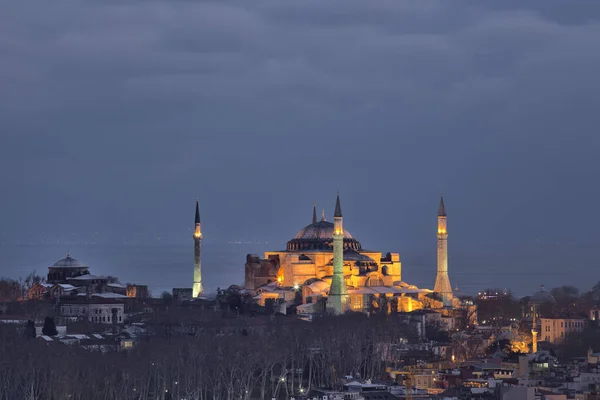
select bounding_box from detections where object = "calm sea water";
[0,243,598,298]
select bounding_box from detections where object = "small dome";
[303,279,330,294]
[51,253,88,268]
[530,286,556,305]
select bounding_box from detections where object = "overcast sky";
[2,0,600,251]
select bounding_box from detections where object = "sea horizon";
[1,242,598,299]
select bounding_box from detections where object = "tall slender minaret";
[192,199,203,298]
[312,201,317,224]
[531,303,538,354]
[327,192,349,314]
[434,195,453,307]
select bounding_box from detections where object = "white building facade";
[60,300,125,324]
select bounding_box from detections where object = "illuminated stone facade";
[244,195,464,315]
[540,317,586,344]
[434,196,453,307]
[245,202,401,294]
[243,197,441,313]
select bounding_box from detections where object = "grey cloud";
[1,0,600,252]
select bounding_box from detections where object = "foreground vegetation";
[0,312,416,400]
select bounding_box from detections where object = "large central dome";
[294,220,353,240]
[287,220,361,251]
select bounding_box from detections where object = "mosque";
[189,192,455,314]
[238,194,455,314]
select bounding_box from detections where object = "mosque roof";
[50,253,88,269]
[70,274,105,281]
[285,200,361,252]
[305,279,330,294]
[327,249,376,264]
[530,287,557,305]
[294,220,353,240]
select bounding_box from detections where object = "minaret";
[327,193,349,314]
[192,199,203,298]
[434,196,453,307]
[312,202,317,224]
[531,303,538,354]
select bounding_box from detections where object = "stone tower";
[434,196,453,307]
[327,193,349,314]
[531,303,538,354]
[192,199,203,298]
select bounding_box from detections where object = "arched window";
[366,276,384,287]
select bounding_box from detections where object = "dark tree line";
[0,312,417,400]
[475,282,600,325]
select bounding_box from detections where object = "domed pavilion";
[47,252,90,283]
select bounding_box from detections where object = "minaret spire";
[334,191,342,218]
[193,198,203,298]
[438,195,446,217]
[434,195,453,307]
[328,192,348,315]
[195,198,201,224]
[312,201,317,224]
[321,209,326,222]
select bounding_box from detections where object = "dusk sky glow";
[2,0,600,253]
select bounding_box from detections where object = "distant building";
[173,288,193,301]
[50,283,77,298]
[27,283,51,300]
[59,296,125,324]
[397,309,442,339]
[47,252,90,283]
[540,317,586,344]
[67,274,108,291]
[126,284,148,299]
[106,282,127,295]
